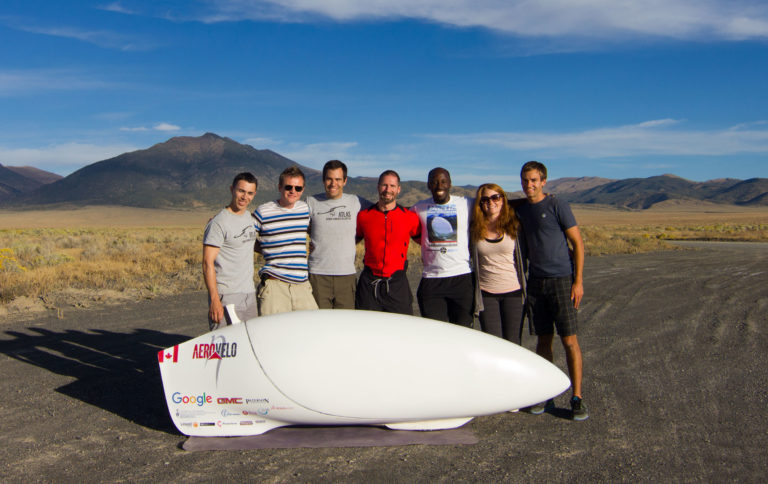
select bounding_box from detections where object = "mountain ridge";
[1,133,765,209]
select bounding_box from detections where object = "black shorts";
[527,276,578,337]
[355,266,414,315]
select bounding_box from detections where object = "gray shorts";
[527,276,578,337]
[208,292,259,331]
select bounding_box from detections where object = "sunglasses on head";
[480,193,503,204]
[282,185,304,192]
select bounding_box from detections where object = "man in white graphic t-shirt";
[410,167,474,326]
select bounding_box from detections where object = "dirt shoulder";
[1,243,766,482]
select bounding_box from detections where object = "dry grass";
[574,203,768,255]
[0,227,203,307]
[1,204,766,314]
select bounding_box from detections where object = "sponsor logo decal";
[172,392,213,406]
[221,409,240,417]
[246,398,269,404]
[194,334,239,386]
[176,408,216,419]
[158,345,179,363]
[192,342,238,360]
[240,421,254,426]
[217,397,243,404]
[199,422,215,427]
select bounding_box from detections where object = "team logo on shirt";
[318,205,352,220]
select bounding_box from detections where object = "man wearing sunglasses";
[516,160,588,421]
[410,167,475,326]
[253,166,319,315]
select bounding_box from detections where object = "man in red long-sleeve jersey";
[355,170,421,314]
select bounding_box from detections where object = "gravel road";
[1,242,766,482]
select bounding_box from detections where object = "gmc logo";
[217,397,243,404]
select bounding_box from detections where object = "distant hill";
[5,166,63,185]
[545,177,615,194]
[1,133,465,208]
[561,175,767,208]
[1,134,765,209]
[10,133,322,208]
[0,163,62,201]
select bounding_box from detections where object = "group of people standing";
[202,160,587,421]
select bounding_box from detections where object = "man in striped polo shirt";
[253,166,319,316]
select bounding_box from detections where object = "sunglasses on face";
[480,194,503,205]
[282,185,304,192]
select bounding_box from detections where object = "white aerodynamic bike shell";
[158,309,570,437]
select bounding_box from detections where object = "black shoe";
[526,399,554,415]
[570,396,588,421]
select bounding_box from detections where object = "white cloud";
[636,119,682,128]
[206,0,768,42]
[0,70,116,95]
[153,123,181,131]
[0,142,139,175]
[257,138,417,177]
[424,119,768,158]
[280,141,359,167]
[119,123,181,132]
[97,2,136,15]
[243,136,282,147]
[0,14,157,51]
[2,18,155,51]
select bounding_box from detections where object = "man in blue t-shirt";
[516,160,588,421]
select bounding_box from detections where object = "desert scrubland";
[1,204,766,318]
[1,233,765,482]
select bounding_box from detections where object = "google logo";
[172,392,213,406]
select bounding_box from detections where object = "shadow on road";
[0,327,190,433]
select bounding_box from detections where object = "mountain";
[710,178,768,205]
[5,166,63,185]
[0,163,62,201]
[10,133,324,208]
[1,134,765,209]
[2,133,467,208]
[561,175,768,208]
[545,177,615,194]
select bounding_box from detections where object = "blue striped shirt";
[253,200,310,283]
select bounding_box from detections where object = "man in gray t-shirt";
[203,172,259,330]
[307,160,370,309]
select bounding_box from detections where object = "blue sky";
[1,1,767,186]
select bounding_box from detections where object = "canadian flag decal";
[158,345,179,363]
